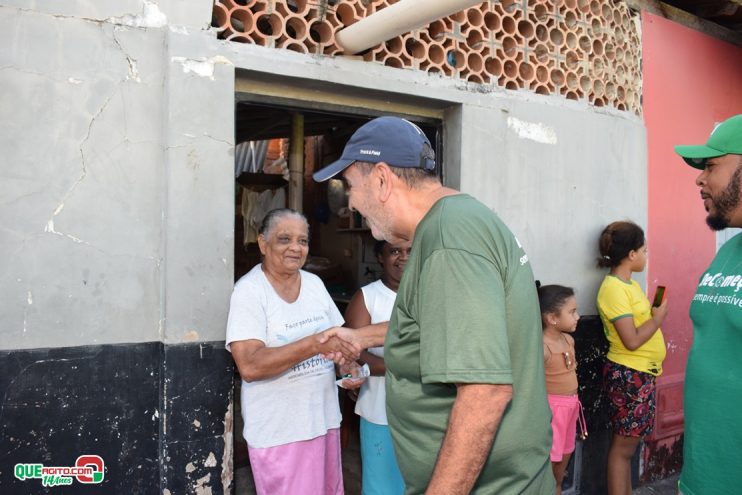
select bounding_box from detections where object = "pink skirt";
[247,428,344,495]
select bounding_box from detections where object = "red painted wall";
[642,10,742,461]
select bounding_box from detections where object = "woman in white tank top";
[344,240,411,495]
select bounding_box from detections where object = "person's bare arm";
[614,298,669,351]
[360,351,386,376]
[425,383,513,495]
[231,332,359,382]
[344,289,372,328]
[344,289,387,375]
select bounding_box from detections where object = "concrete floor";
[235,452,679,495]
[232,407,679,495]
[633,473,680,494]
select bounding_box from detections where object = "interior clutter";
[232,104,439,492]
[233,126,379,295]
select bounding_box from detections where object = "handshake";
[316,322,388,365]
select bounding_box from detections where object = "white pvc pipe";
[336,0,483,55]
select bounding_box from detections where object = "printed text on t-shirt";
[697,272,742,293]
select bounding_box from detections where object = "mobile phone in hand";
[652,286,666,307]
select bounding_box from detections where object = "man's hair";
[353,161,439,188]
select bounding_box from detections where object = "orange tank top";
[544,335,579,395]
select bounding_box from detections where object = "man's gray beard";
[707,161,742,231]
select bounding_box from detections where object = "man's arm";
[320,322,389,360]
[425,383,513,495]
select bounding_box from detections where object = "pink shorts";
[547,394,587,462]
[247,428,344,495]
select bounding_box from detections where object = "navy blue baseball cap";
[313,116,436,182]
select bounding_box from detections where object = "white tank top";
[354,279,396,425]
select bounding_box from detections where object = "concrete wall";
[1,3,234,493]
[1,2,233,351]
[1,2,645,351]
[0,0,646,492]
[458,103,646,311]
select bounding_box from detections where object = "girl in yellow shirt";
[596,221,668,495]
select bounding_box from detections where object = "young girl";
[538,284,587,495]
[596,221,668,495]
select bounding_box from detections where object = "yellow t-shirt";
[596,275,665,376]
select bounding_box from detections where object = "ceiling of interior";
[662,0,742,32]
[235,103,367,144]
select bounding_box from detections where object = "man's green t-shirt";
[384,194,553,494]
[680,232,742,495]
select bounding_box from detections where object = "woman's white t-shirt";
[225,265,344,448]
[355,279,396,425]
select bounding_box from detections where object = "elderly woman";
[226,208,357,495]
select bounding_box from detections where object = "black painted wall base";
[573,315,640,495]
[0,341,233,494]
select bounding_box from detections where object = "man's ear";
[374,162,394,203]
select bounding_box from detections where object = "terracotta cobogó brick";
[211,0,643,114]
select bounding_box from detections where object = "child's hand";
[651,298,669,325]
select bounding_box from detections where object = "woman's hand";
[337,361,366,389]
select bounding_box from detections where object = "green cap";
[675,114,742,169]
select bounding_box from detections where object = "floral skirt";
[603,360,656,437]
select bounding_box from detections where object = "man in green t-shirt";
[314,117,553,494]
[675,114,742,495]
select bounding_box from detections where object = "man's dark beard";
[707,161,742,231]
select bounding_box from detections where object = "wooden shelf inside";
[236,172,287,188]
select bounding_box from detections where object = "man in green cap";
[674,114,742,495]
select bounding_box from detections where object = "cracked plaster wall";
[0,0,646,353]
[0,2,233,351]
[0,3,644,491]
[2,0,211,30]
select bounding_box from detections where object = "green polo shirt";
[384,194,553,494]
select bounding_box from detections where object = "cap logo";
[359,149,381,156]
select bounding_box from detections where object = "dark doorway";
[231,100,441,494]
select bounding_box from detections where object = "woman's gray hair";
[258,208,309,239]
